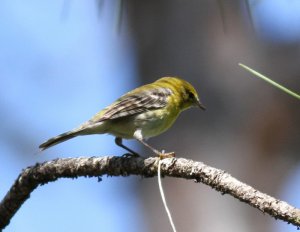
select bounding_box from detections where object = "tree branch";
[0,156,299,230]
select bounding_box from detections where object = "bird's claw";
[122,153,140,158]
[159,151,175,159]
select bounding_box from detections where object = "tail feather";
[39,121,107,151]
[39,130,80,151]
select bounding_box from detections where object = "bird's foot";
[121,153,140,158]
[159,150,175,159]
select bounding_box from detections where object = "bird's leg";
[115,137,140,157]
[135,137,175,159]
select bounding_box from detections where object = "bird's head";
[157,77,206,111]
[180,78,205,111]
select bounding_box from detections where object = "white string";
[158,159,177,232]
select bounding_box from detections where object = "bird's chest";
[133,108,179,138]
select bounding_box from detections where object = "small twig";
[115,0,124,33]
[0,156,300,230]
[158,159,177,232]
[239,63,300,100]
[217,0,227,33]
[244,0,255,32]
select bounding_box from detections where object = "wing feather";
[95,88,172,122]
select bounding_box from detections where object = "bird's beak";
[196,100,206,110]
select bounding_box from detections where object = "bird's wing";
[92,87,173,122]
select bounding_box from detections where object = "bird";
[39,77,205,158]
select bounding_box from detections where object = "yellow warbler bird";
[39,77,205,157]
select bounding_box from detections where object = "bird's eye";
[188,91,194,99]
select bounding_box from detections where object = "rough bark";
[0,156,299,230]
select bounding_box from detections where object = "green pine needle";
[239,63,300,100]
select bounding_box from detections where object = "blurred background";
[0,0,299,231]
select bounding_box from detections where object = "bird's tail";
[39,121,107,151]
[39,129,81,151]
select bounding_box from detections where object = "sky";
[0,1,299,231]
[0,1,145,231]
